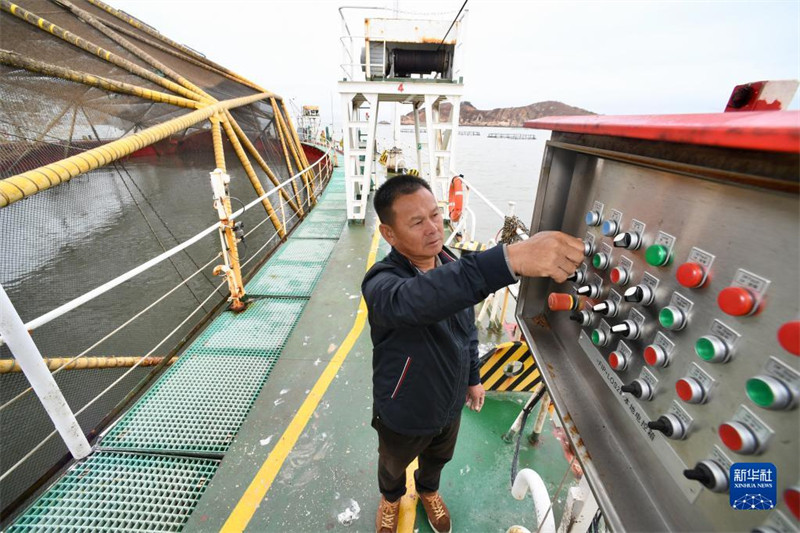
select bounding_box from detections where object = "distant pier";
[487,132,536,140]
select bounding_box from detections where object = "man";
[362,175,584,533]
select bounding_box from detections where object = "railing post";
[0,284,91,460]
[210,168,247,312]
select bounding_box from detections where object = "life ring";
[448,175,466,222]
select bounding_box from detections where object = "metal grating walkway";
[10,167,349,531]
[7,452,218,532]
[98,353,280,453]
[190,298,307,353]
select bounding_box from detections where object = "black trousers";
[372,414,461,503]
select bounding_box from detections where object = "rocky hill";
[400,100,594,127]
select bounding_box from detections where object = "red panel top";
[524,111,800,153]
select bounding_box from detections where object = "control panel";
[517,129,799,532]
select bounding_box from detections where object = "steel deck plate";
[8,452,218,532]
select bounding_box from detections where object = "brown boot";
[419,491,452,533]
[376,495,400,533]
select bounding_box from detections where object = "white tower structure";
[338,7,467,221]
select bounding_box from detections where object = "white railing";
[442,175,526,326]
[0,147,335,482]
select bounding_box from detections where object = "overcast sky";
[113,0,800,125]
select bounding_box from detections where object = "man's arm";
[362,245,515,328]
[362,231,585,329]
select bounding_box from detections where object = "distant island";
[400,100,594,128]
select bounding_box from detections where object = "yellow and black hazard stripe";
[479,341,541,392]
[452,240,486,252]
[407,168,419,176]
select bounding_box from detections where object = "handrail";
[457,176,529,241]
[0,147,334,346]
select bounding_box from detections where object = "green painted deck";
[9,167,578,532]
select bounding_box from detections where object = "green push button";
[659,308,676,328]
[695,337,716,361]
[746,377,775,408]
[645,244,671,267]
[591,330,602,346]
[592,254,602,268]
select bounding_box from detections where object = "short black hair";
[374,175,433,225]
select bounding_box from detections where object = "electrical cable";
[437,0,468,51]
[510,385,547,486]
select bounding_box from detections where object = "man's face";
[380,188,444,261]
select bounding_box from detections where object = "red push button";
[785,485,800,521]
[610,266,629,286]
[718,286,758,316]
[718,421,758,454]
[676,262,707,288]
[644,344,668,368]
[548,293,575,312]
[608,351,627,371]
[778,320,800,356]
[676,377,706,404]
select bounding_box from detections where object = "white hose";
[510,468,556,533]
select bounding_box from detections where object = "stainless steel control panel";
[517,132,799,532]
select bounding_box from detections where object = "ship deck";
[187,167,577,532]
[9,166,578,533]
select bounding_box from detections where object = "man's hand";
[466,383,485,412]
[506,231,585,283]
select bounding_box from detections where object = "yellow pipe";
[0,1,206,103]
[0,92,270,208]
[222,109,302,216]
[272,99,313,207]
[219,115,286,238]
[85,0,268,94]
[281,102,316,205]
[57,0,216,104]
[281,100,317,205]
[211,114,226,171]
[0,50,201,109]
[0,356,173,374]
[100,17,258,92]
[271,102,303,211]
[280,98,312,170]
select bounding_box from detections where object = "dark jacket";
[362,244,515,435]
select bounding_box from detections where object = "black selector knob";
[623,284,654,305]
[569,310,592,326]
[567,269,586,284]
[648,416,673,435]
[621,379,653,400]
[683,460,729,493]
[647,414,687,439]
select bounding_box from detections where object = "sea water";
[376,124,550,243]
